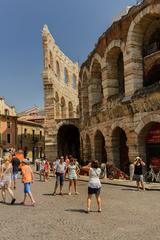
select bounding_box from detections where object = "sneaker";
[11,198,16,205]
[98,209,102,213]
[68,192,71,196]
[85,209,90,214]
[75,192,80,195]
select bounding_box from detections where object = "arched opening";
[57,124,80,159]
[49,51,53,69]
[143,21,160,57]
[89,60,103,108]
[64,68,69,84]
[138,122,160,171]
[56,61,60,76]
[82,72,89,118]
[68,101,74,118]
[61,97,66,118]
[144,61,160,87]
[112,127,129,174]
[94,130,107,163]
[72,74,77,89]
[126,7,160,92]
[55,92,60,118]
[106,48,124,97]
[85,134,91,162]
[117,52,125,94]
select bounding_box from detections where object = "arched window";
[117,52,125,95]
[64,68,69,84]
[72,74,77,89]
[61,97,66,118]
[68,101,74,118]
[89,59,103,107]
[49,51,53,69]
[144,61,160,87]
[105,48,124,97]
[56,61,60,76]
[5,109,9,116]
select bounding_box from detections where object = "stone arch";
[144,60,160,86]
[89,59,103,110]
[89,53,102,72]
[134,114,160,168]
[61,97,66,118]
[104,40,125,59]
[135,114,160,135]
[85,134,92,162]
[126,3,160,93]
[111,126,129,174]
[57,124,80,159]
[104,40,125,97]
[68,101,74,118]
[55,92,60,118]
[94,130,107,163]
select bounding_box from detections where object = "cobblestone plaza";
[0,174,160,240]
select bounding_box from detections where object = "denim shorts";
[24,183,31,193]
[12,172,18,180]
[134,174,143,182]
[56,173,64,186]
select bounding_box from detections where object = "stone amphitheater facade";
[42,25,79,161]
[79,0,160,173]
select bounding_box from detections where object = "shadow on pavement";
[121,188,138,191]
[65,208,85,213]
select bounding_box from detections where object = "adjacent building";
[42,25,79,161]
[79,0,160,174]
[0,97,17,157]
[17,106,45,160]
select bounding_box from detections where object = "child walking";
[21,159,35,206]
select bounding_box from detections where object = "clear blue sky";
[0,0,137,112]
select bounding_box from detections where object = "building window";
[24,128,27,138]
[7,121,11,129]
[56,61,60,76]
[7,133,11,144]
[64,68,68,84]
[40,131,42,139]
[72,74,77,89]
[32,130,35,140]
[5,109,9,116]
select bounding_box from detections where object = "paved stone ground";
[0,174,160,240]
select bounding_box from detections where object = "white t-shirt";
[88,167,101,188]
[56,162,66,174]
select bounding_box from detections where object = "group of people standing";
[51,155,102,213]
[0,154,35,206]
[53,155,80,196]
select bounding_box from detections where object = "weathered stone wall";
[79,0,160,170]
[42,25,79,161]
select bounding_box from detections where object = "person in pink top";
[44,159,50,182]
